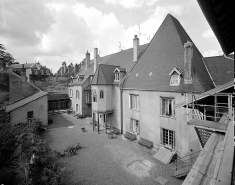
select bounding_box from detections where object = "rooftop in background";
[31,77,69,101]
[197,0,234,55]
[72,43,148,85]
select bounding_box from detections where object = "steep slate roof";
[123,14,215,93]
[91,64,118,85]
[71,44,148,86]
[203,55,234,86]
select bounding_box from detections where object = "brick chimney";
[94,48,98,74]
[133,35,139,62]
[21,64,27,82]
[85,51,90,70]
[62,62,67,76]
[74,64,79,74]
[184,41,193,84]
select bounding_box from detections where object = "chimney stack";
[21,64,27,82]
[94,48,98,74]
[85,51,90,70]
[74,64,79,74]
[133,35,139,62]
[184,41,193,84]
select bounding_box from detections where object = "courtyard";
[44,113,183,185]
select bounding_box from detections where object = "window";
[75,104,80,113]
[41,70,44,75]
[161,98,174,117]
[46,70,50,75]
[115,72,120,81]
[170,75,180,86]
[129,94,139,110]
[100,90,104,99]
[130,119,140,135]
[93,90,97,102]
[70,89,73,97]
[76,90,80,99]
[27,111,33,119]
[161,128,175,149]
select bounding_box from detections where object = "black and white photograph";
[0,0,234,184]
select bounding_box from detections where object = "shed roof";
[5,91,47,112]
[123,14,214,93]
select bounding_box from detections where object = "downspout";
[120,87,123,134]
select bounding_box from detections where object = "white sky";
[0,0,222,73]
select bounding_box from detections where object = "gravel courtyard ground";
[44,113,183,185]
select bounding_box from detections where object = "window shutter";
[160,128,163,143]
[160,98,162,115]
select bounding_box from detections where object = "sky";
[0,0,223,74]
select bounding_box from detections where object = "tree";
[0,44,15,68]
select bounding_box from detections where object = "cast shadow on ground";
[48,114,75,129]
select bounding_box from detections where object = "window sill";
[160,115,175,119]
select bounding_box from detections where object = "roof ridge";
[99,63,120,67]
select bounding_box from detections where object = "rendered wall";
[10,95,48,126]
[122,89,200,157]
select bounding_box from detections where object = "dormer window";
[169,68,181,86]
[113,67,126,82]
[115,72,120,81]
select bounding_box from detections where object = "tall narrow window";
[129,94,139,110]
[76,90,80,99]
[115,72,120,81]
[100,90,104,99]
[93,90,97,102]
[161,128,175,149]
[161,98,174,117]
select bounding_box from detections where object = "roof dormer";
[169,68,182,86]
[113,67,126,82]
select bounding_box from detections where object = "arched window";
[76,90,80,99]
[93,90,97,102]
[100,90,104,99]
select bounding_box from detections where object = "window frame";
[160,97,174,117]
[100,90,104,99]
[129,94,139,110]
[93,90,97,102]
[115,72,120,81]
[76,90,80,99]
[161,128,175,150]
[170,75,180,86]
[70,89,73,97]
